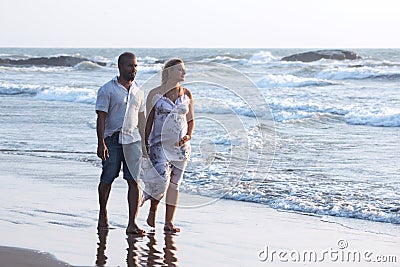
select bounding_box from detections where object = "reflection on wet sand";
[96,230,179,266]
[96,230,108,267]
[140,232,163,266]
[163,233,178,266]
[126,232,141,266]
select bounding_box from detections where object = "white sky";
[0,0,399,48]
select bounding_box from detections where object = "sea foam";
[34,86,97,104]
[317,66,400,80]
[257,74,335,88]
[345,107,400,127]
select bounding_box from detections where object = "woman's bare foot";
[147,210,156,227]
[164,222,180,233]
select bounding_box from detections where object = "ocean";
[0,47,399,230]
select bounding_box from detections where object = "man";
[95,52,145,235]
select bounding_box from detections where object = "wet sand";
[0,246,71,266]
[0,153,399,266]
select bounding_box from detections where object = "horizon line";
[1,46,399,49]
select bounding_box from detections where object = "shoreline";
[1,153,399,266]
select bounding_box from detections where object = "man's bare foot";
[146,210,156,227]
[126,224,145,235]
[164,222,180,233]
[97,215,109,231]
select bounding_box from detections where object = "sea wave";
[200,55,241,64]
[200,51,279,65]
[267,97,400,127]
[182,175,400,225]
[317,66,400,80]
[138,64,162,74]
[137,56,163,64]
[245,51,278,65]
[0,81,97,104]
[0,81,44,95]
[268,99,346,122]
[34,86,97,104]
[0,53,30,60]
[345,107,400,127]
[0,65,68,73]
[257,74,336,88]
[268,197,400,224]
[74,61,103,70]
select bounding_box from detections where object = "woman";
[144,58,194,232]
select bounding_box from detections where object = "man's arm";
[138,111,147,155]
[96,111,108,160]
[144,90,156,154]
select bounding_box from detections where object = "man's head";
[118,52,137,82]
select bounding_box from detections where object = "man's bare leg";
[126,179,145,235]
[98,182,111,230]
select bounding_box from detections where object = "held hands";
[97,144,109,160]
[142,143,149,158]
[178,134,191,146]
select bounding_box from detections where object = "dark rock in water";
[348,64,364,68]
[0,55,107,67]
[281,50,361,62]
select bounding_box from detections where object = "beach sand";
[0,246,71,267]
[0,153,399,266]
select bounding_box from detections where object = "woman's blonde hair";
[161,58,183,84]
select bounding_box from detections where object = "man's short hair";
[118,52,136,66]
